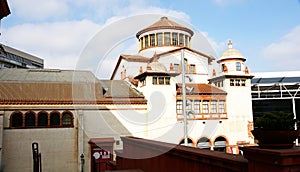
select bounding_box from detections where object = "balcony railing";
[177,113,227,120]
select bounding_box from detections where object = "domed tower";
[210,40,254,145]
[217,40,247,75]
[136,16,194,57]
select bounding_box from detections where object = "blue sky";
[0,0,300,77]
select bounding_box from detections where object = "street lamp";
[181,49,192,146]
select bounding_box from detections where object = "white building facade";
[111,16,254,152]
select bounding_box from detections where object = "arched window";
[25,111,36,127]
[197,137,211,149]
[38,111,48,126]
[214,136,227,152]
[50,111,60,126]
[62,111,73,126]
[11,111,23,127]
[179,138,193,147]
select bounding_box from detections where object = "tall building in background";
[0,44,44,69]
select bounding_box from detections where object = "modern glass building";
[251,71,300,124]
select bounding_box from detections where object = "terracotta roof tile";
[121,54,150,63]
[177,83,227,95]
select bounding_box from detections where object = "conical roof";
[136,16,194,38]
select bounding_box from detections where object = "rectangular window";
[150,34,155,46]
[241,80,246,86]
[140,38,144,49]
[153,76,157,85]
[236,62,241,71]
[211,100,218,113]
[179,33,184,46]
[157,33,162,46]
[235,79,240,86]
[185,35,189,47]
[194,100,201,114]
[230,79,234,86]
[145,35,149,48]
[190,64,196,74]
[172,32,178,45]
[174,64,180,72]
[164,32,170,46]
[202,100,209,113]
[159,77,164,84]
[165,77,170,85]
[186,100,192,112]
[176,100,183,114]
[219,100,225,113]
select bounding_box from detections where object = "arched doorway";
[213,136,227,152]
[179,138,193,147]
[197,137,211,150]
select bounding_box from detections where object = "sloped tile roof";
[177,83,227,95]
[0,69,146,105]
[120,54,150,62]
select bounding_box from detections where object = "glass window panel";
[25,113,35,127]
[179,33,184,46]
[11,112,23,127]
[219,100,225,113]
[38,112,48,126]
[150,34,155,46]
[172,33,178,45]
[157,33,162,46]
[236,62,241,71]
[190,64,195,74]
[164,32,170,46]
[140,37,144,49]
[176,100,183,114]
[165,77,170,85]
[211,100,217,113]
[185,35,189,47]
[241,80,246,86]
[62,113,72,126]
[203,100,209,113]
[159,77,164,84]
[174,64,179,72]
[50,112,60,126]
[144,35,149,48]
[230,79,234,86]
[153,77,157,85]
[194,100,201,113]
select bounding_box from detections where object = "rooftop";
[136,16,194,38]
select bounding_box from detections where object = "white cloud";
[1,0,221,79]
[1,20,102,69]
[262,25,300,71]
[9,0,69,21]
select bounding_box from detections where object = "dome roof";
[148,62,167,72]
[218,40,245,62]
[136,16,194,38]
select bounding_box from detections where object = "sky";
[0,0,300,79]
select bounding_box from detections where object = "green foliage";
[255,112,296,130]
